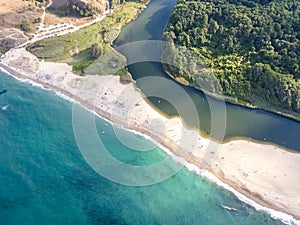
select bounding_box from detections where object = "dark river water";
[0,1,295,224]
[114,0,300,152]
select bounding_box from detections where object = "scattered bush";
[20,20,32,33]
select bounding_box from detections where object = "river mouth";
[113,0,300,152]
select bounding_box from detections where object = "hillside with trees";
[163,0,300,117]
[48,0,106,17]
[28,0,147,82]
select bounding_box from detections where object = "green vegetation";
[47,0,103,17]
[84,47,132,82]
[27,1,147,79]
[29,41,67,58]
[90,43,102,59]
[25,0,47,7]
[33,18,42,24]
[20,20,33,33]
[111,0,129,8]
[164,0,300,116]
[104,28,120,43]
[71,2,102,17]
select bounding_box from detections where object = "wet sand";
[1,48,300,222]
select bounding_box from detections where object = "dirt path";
[18,1,109,48]
[39,0,53,30]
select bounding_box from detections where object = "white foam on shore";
[184,162,300,225]
[0,65,76,103]
[0,66,11,76]
[1,66,299,225]
[0,66,47,90]
[93,111,300,225]
[54,91,75,103]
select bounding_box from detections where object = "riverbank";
[162,0,300,123]
[163,66,300,123]
[1,48,300,224]
[25,0,149,76]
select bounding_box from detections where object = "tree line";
[163,0,300,113]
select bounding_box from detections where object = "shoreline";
[1,62,295,224]
[1,48,300,224]
[153,68,300,154]
[163,66,300,123]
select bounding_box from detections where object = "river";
[0,1,296,224]
[114,0,300,152]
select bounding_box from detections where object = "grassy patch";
[29,41,67,58]
[115,68,133,83]
[84,47,133,82]
[104,28,120,43]
[73,60,93,75]
[27,1,147,75]
[85,48,126,75]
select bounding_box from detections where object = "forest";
[163,0,300,114]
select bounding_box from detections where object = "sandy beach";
[1,48,300,223]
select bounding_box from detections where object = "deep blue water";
[0,70,287,224]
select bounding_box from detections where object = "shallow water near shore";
[0,70,288,224]
[114,0,300,152]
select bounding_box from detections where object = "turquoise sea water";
[0,70,288,224]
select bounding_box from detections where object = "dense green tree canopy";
[163,0,300,114]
